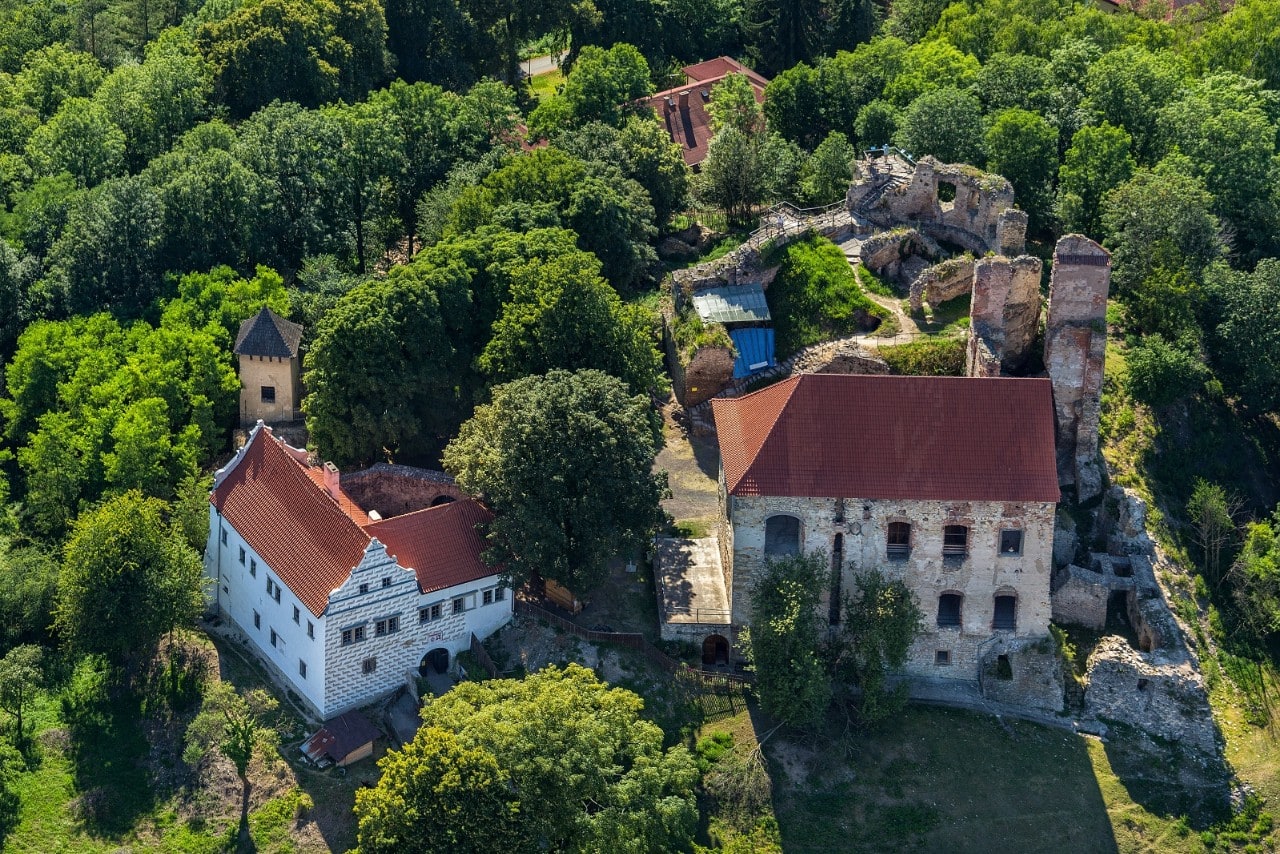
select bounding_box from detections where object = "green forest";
[0,0,1275,849]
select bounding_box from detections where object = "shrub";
[769,234,888,358]
[878,338,965,376]
[1125,334,1208,407]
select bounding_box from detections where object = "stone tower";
[233,307,303,426]
[1043,235,1111,503]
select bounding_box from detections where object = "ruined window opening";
[887,522,911,559]
[935,650,951,666]
[937,593,962,628]
[1000,529,1023,556]
[943,525,968,559]
[261,385,275,403]
[764,515,801,557]
[937,181,956,203]
[993,595,1017,631]
[996,654,1013,680]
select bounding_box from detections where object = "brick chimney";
[323,461,340,500]
[678,91,689,109]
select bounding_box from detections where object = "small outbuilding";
[301,710,380,768]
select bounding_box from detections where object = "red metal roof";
[711,374,1060,502]
[682,56,769,88]
[212,428,495,616]
[365,499,494,595]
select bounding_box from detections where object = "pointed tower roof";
[234,307,303,359]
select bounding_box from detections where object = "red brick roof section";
[712,374,1060,502]
[212,429,370,617]
[365,499,494,595]
[681,56,770,89]
[212,428,497,616]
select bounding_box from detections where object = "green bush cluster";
[878,338,966,376]
[769,234,889,357]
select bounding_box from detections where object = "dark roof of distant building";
[234,307,303,359]
[211,426,495,616]
[645,57,768,167]
[302,710,380,764]
[711,374,1060,502]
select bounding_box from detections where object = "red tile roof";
[712,374,1060,502]
[365,499,494,595]
[212,428,495,616]
[645,57,768,167]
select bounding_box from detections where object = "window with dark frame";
[354,625,365,642]
[483,589,493,606]
[359,582,368,594]
[937,593,962,628]
[261,385,275,403]
[270,629,277,647]
[453,597,466,614]
[943,525,968,558]
[382,576,391,588]
[253,610,260,629]
[887,522,911,558]
[307,621,314,639]
[299,660,307,678]
[420,603,442,623]
[274,585,280,603]
[362,657,377,675]
[495,587,505,602]
[239,547,245,564]
[1000,529,1024,555]
[935,650,951,666]
[293,605,300,623]
[993,595,1017,631]
[342,628,352,645]
[220,528,227,545]
[249,558,257,577]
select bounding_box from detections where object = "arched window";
[937,593,962,628]
[764,515,801,557]
[993,595,1017,631]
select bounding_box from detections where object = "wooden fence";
[514,599,750,688]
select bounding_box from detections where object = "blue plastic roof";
[730,328,776,379]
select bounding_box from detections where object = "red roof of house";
[366,499,494,595]
[711,374,1060,502]
[212,427,494,616]
[645,57,768,167]
[302,709,380,764]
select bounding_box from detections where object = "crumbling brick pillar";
[1043,235,1111,503]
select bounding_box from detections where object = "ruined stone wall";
[910,256,974,312]
[340,464,464,519]
[728,495,1055,683]
[1050,563,1111,630]
[978,636,1064,713]
[850,157,1025,257]
[965,255,1042,376]
[1044,235,1110,503]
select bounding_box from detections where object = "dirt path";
[653,400,720,528]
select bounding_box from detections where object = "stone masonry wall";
[340,464,464,519]
[1044,235,1111,503]
[965,255,1042,375]
[728,495,1055,684]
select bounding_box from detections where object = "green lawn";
[528,68,563,101]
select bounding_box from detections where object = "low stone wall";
[341,464,464,519]
[910,256,974,311]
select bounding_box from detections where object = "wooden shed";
[301,710,380,768]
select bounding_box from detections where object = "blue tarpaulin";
[730,328,776,379]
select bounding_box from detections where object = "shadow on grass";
[768,705,1119,854]
[1100,722,1232,831]
[61,682,156,839]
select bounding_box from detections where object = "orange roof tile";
[213,428,497,616]
[711,375,1060,502]
[365,499,494,595]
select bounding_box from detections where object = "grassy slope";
[768,235,890,358]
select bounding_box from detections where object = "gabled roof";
[711,374,1060,502]
[644,57,769,167]
[211,426,496,616]
[234,307,303,359]
[365,499,494,595]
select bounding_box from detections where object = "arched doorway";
[702,634,729,666]
[420,648,449,675]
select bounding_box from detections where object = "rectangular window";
[220,528,227,545]
[274,586,281,603]
[342,628,352,645]
[359,582,369,594]
[887,522,911,559]
[266,578,273,596]
[387,615,398,633]
[420,604,443,623]
[453,597,466,614]
[362,657,377,675]
[261,385,275,403]
[993,596,1017,632]
[494,587,505,602]
[249,558,257,577]
[253,610,260,629]
[239,546,246,565]
[270,629,277,647]
[943,525,969,558]
[306,621,314,639]
[354,625,365,642]
[935,650,951,666]
[299,660,307,678]
[293,605,300,624]
[381,576,391,588]
[375,619,388,637]
[483,589,493,606]
[1000,529,1024,556]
